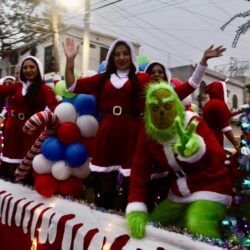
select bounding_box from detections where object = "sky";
[60,0,250,77]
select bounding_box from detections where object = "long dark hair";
[20,58,43,112]
[103,42,139,115]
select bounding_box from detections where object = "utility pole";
[82,0,90,75]
[51,0,60,73]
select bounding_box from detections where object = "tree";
[221,0,250,47]
[0,0,65,69]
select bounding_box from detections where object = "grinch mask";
[144,82,185,143]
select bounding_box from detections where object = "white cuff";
[66,80,77,92]
[188,64,207,89]
[222,126,231,132]
[177,135,206,163]
[126,202,148,214]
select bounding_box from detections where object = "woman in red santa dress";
[0,56,59,182]
[63,37,225,211]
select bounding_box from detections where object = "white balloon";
[54,102,77,123]
[51,160,72,180]
[33,154,53,174]
[71,158,91,179]
[76,115,99,137]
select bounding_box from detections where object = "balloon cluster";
[33,74,99,198]
[137,54,151,72]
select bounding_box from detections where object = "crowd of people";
[0,37,243,240]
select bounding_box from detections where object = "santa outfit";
[0,56,59,180]
[67,39,207,210]
[203,81,232,147]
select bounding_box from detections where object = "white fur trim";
[126,202,148,214]
[105,39,138,72]
[163,144,183,172]
[184,111,197,128]
[119,168,131,177]
[110,73,128,89]
[144,61,172,82]
[89,163,120,172]
[1,156,22,164]
[20,56,44,81]
[168,190,232,205]
[188,64,206,89]
[66,80,77,92]
[177,135,206,163]
[0,76,15,85]
[222,126,232,132]
[176,177,190,196]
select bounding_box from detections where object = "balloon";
[58,176,84,198]
[76,115,99,137]
[137,54,151,65]
[54,80,76,98]
[33,154,54,174]
[71,158,91,179]
[35,174,59,197]
[56,122,81,144]
[74,94,96,116]
[51,160,72,180]
[74,69,81,80]
[41,137,65,161]
[139,62,149,72]
[97,61,106,73]
[54,102,77,123]
[62,96,76,104]
[65,143,88,167]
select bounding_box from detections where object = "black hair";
[102,41,139,116]
[20,58,43,113]
[146,63,167,81]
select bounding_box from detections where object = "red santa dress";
[126,111,232,214]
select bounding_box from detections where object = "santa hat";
[205,81,227,103]
[19,55,44,82]
[105,38,138,72]
[144,61,172,83]
[0,76,15,85]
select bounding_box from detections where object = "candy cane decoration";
[15,111,60,182]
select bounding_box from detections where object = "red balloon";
[58,176,84,198]
[35,174,59,197]
[56,122,81,144]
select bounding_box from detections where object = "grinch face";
[149,88,177,129]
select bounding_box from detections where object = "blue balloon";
[41,137,65,161]
[97,61,106,73]
[62,96,76,104]
[65,143,88,167]
[73,94,96,116]
[139,62,149,72]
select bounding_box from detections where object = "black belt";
[10,110,27,120]
[104,106,143,117]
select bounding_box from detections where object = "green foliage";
[0,0,64,58]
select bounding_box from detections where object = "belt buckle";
[113,106,122,116]
[18,113,25,120]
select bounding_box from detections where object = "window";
[100,47,108,64]
[232,94,238,109]
[44,45,56,74]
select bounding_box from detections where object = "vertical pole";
[82,0,90,75]
[51,0,60,73]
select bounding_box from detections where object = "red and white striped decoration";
[0,179,222,250]
[15,111,60,181]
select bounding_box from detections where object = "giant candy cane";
[15,111,60,182]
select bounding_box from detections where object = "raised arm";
[200,45,226,66]
[62,37,80,88]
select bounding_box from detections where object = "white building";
[0,24,140,82]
